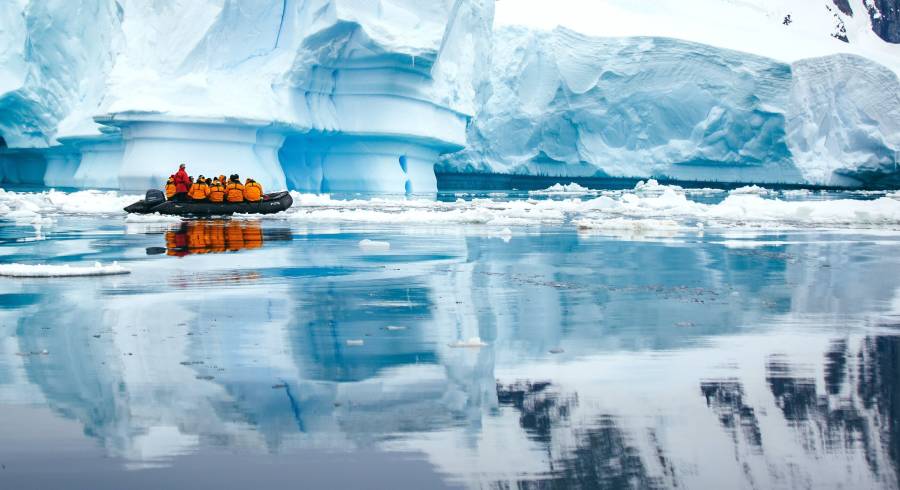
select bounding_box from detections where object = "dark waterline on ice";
[0,189,899,488]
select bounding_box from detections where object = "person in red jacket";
[173,163,191,202]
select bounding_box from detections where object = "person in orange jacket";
[208,178,226,203]
[164,175,177,200]
[188,175,210,201]
[243,178,263,202]
[225,174,244,202]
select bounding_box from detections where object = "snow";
[495,0,900,75]
[0,261,130,277]
[0,188,138,219]
[529,183,599,196]
[1,184,898,232]
[440,26,900,188]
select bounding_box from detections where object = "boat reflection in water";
[148,220,291,257]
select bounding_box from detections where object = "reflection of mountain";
[1,229,900,486]
[700,380,763,448]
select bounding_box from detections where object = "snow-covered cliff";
[440,27,900,188]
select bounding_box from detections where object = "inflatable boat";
[124,189,293,216]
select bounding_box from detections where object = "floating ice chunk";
[124,213,183,223]
[530,183,598,196]
[358,239,391,251]
[634,179,682,194]
[384,326,407,331]
[729,185,773,196]
[576,218,687,241]
[345,339,365,347]
[448,337,488,348]
[0,261,130,277]
[0,189,139,219]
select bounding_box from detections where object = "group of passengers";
[164,163,263,203]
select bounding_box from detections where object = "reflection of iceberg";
[2,228,900,484]
[0,0,494,193]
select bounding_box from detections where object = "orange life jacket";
[188,182,209,200]
[243,181,263,202]
[225,181,244,202]
[208,182,225,203]
[165,179,176,198]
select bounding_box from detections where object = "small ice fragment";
[40,349,49,355]
[448,337,487,348]
[346,339,365,346]
[0,261,130,277]
[675,321,695,328]
[385,325,407,331]
[358,239,390,251]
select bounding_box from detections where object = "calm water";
[1,203,899,489]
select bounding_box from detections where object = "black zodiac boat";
[124,189,293,216]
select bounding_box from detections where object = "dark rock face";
[866,0,900,43]
[832,0,853,16]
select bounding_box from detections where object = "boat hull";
[124,191,293,216]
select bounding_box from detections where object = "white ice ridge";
[0,189,139,219]
[1,183,899,230]
[263,182,900,230]
[0,261,130,277]
[440,26,900,188]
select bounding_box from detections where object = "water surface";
[1,193,899,489]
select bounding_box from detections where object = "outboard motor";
[145,189,166,207]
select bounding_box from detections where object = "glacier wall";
[1,2,899,191]
[0,0,494,191]
[440,27,900,188]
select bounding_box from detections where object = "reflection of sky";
[0,217,899,487]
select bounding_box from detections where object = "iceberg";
[0,0,494,193]
[1,0,899,192]
[439,26,900,188]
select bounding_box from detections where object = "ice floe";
[0,189,139,220]
[0,261,130,277]
[529,183,599,196]
[2,181,900,233]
